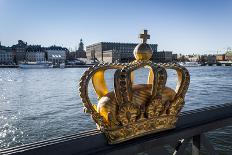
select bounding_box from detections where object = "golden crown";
[79,30,190,144]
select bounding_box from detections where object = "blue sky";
[0,0,231,54]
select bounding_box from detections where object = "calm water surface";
[0,67,232,154]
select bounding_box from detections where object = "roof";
[45,45,69,51]
[26,45,43,52]
[86,42,158,48]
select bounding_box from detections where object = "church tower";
[76,39,87,58]
[78,39,84,51]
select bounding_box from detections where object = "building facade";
[67,52,76,61]
[187,55,200,62]
[86,42,158,63]
[1,41,70,64]
[154,51,173,63]
[76,39,87,58]
[12,40,27,64]
[0,46,14,65]
[207,55,217,64]
[172,54,178,62]
[216,54,226,61]
[25,45,45,62]
[45,46,68,65]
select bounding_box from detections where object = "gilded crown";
[79,30,190,144]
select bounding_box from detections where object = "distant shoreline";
[1,64,232,68]
[0,64,94,68]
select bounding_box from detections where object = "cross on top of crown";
[139,29,150,43]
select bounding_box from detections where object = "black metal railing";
[1,103,232,155]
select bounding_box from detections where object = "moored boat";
[19,62,53,69]
[178,62,201,67]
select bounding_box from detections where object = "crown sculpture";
[79,30,190,144]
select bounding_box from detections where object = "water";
[0,66,232,154]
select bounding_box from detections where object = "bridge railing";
[1,103,232,155]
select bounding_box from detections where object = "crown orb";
[133,43,153,60]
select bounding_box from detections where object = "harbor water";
[0,66,232,154]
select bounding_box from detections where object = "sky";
[0,0,232,54]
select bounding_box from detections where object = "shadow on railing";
[1,103,232,155]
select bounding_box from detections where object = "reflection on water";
[0,67,232,154]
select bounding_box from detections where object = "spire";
[78,38,84,51]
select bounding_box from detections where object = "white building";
[25,45,45,62]
[45,46,67,65]
[26,52,45,62]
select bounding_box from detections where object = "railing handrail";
[1,103,232,155]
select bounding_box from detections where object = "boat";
[178,62,201,67]
[19,62,53,69]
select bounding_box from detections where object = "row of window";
[0,55,13,58]
[0,58,13,61]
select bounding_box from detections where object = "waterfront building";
[225,50,232,61]
[0,46,14,65]
[188,55,200,62]
[86,42,158,63]
[25,45,45,62]
[154,51,173,62]
[45,46,68,65]
[12,40,27,64]
[67,52,76,61]
[172,54,178,62]
[199,55,207,64]
[216,54,226,61]
[75,39,87,58]
[207,55,216,64]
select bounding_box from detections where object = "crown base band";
[104,115,177,144]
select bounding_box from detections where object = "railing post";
[192,135,201,155]
[173,138,190,155]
